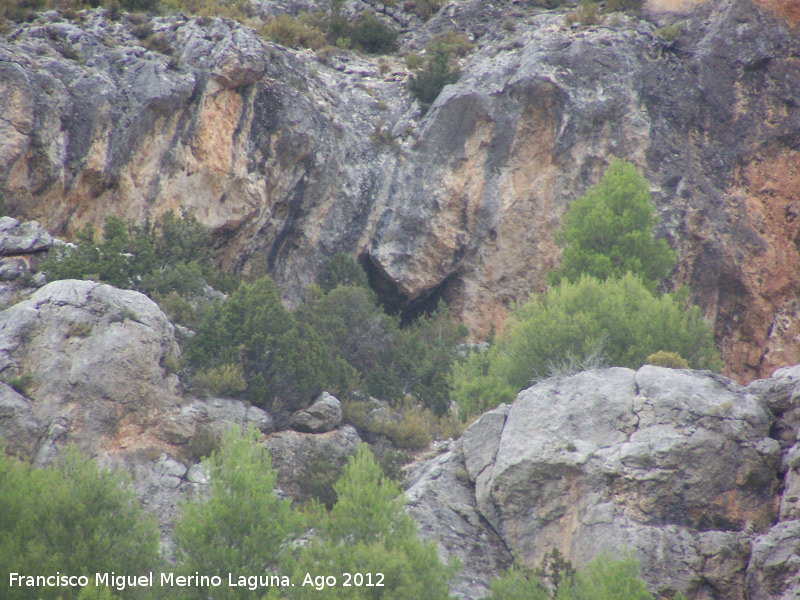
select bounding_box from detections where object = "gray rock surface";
[0,217,53,255]
[264,424,360,498]
[411,366,800,599]
[0,279,182,459]
[291,391,342,433]
[405,442,513,600]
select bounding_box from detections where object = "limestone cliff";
[1,0,800,381]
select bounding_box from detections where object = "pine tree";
[548,159,675,291]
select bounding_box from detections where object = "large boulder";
[415,366,791,599]
[291,391,342,433]
[0,279,181,461]
[263,424,360,500]
[0,217,53,255]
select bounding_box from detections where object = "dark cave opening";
[359,253,456,326]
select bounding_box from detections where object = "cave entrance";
[359,253,457,326]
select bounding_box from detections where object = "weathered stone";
[0,257,30,282]
[746,520,800,600]
[291,391,342,433]
[263,425,360,499]
[1,1,799,385]
[0,382,39,456]
[418,366,785,599]
[0,279,181,460]
[405,443,513,600]
[0,218,52,255]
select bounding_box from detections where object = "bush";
[548,159,675,292]
[0,448,160,600]
[604,0,643,12]
[564,0,601,27]
[4,374,34,396]
[487,554,653,600]
[173,427,302,600]
[273,444,457,600]
[194,363,247,396]
[408,31,473,112]
[316,253,371,294]
[261,13,326,49]
[645,350,688,369]
[449,273,719,416]
[350,11,398,54]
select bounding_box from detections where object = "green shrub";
[407,0,440,20]
[645,350,689,369]
[408,31,472,112]
[548,159,675,292]
[141,32,173,55]
[296,447,347,509]
[384,404,432,449]
[604,0,643,12]
[275,444,457,600]
[405,51,423,69]
[3,374,34,396]
[350,11,398,54]
[173,427,302,600]
[656,23,684,42]
[0,447,160,600]
[316,252,371,293]
[68,321,93,337]
[261,13,326,49]
[181,424,220,463]
[449,273,719,416]
[488,555,653,600]
[564,0,601,27]
[194,363,247,396]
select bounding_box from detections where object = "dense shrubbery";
[0,447,159,600]
[408,32,473,112]
[487,554,654,600]
[449,274,719,416]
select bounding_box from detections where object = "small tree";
[173,427,302,600]
[0,448,159,600]
[271,444,458,600]
[548,159,675,292]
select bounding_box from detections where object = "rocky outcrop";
[1,0,799,383]
[263,424,361,498]
[291,391,342,433]
[406,365,800,599]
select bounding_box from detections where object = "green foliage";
[271,444,457,600]
[449,274,719,416]
[604,0,643,13]
[181,424,221,463]
[564,1,601,27]
[316,253,371,294]
[488,554,653,600]
[187,276,351,410]
[656,23,684,42]
[173,427,302,600]
[194,362,248,396]
[261,13,326,49]
[408,31,474,110]
[0,447,159,600]
[645,350,688,369]
[408,40,461,112]
[350,11,398,54]
[548,159,675,292]
[407,0,441,20]
[3,374,34,396]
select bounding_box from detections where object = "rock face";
[406,365,800,599]
[1,0,799,382]
[291,391,342,433]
